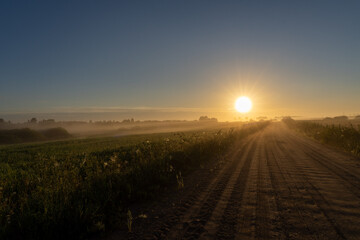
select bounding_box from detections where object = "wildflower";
[110,155,117,163]
[81,158,87,167]
[95,221,105,231]
[127,210,133,232]
[138,213,147,219]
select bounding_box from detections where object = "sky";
[1,1,360,121]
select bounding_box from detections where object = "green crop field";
[0,122,269,239]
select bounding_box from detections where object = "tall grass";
[283,118,360,157]
[0,122,269,239]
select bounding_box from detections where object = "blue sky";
[1,1,359,121]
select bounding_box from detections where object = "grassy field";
[0,122,269,239]
[283,118,360,157]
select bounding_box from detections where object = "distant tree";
[41,119,55,124]
[131,118,134,123]
[334,116,348,121]
[282,116,295,125]
[30,118,37,123]
[199,116,217,122]
[199,116,209,121]
[0,118,4,123]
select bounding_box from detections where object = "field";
[108,122,360,240]
[3,120,360,240]
[0,122,269,239]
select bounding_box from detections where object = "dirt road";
[108,122,360,239]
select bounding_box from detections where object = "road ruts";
[167,132,261,239]
[212,134,260,240]
[254,137,275,240]
[276,126,360,239]
[199,138,258,239]
[153,133,259,239]
[265,139,311,239]
[286,129,360,199]
[106,122,360,240]
[266,133,344,239]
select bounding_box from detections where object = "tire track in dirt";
[263,127,350,239]
[105,123,360,239]
[265,139,307,239]
[166,133,261,239]
[213,131,279,240]
[269,131,346,239]
[109,133,261,240]
[286,131,360,199]
[198,137,259,239]
[234,140,258,240]
[210,133,259,239]
[276,127,360,239]
[254,138,271,240]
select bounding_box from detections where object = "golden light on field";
[235,96,252,113]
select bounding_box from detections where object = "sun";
[235,96,252,113]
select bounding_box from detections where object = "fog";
[0,115,250,139]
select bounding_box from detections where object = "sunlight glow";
[235,96,252,113]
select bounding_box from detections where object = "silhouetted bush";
[333,115,348,121]
[41,127,72,140]
[281,117,296,127]
[199,116,217,122]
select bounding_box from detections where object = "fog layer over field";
[0,116,247,139]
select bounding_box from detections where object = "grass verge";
[283,117,360,157]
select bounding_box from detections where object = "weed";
[176,171,184,189]
[127,210,133,233]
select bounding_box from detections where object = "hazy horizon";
[1,107,359,123]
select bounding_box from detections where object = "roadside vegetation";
[0,122,269,239]
[283,117,360,157]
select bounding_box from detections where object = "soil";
[104,122,360,239]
